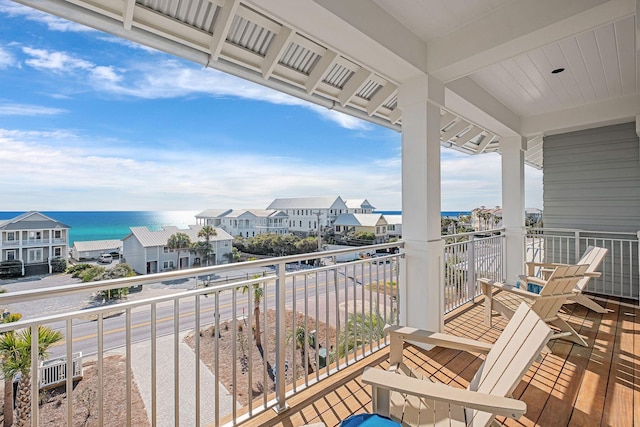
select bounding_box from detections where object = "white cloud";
[0,46,15,69]
[0,103,66,116]
[22,47,94,72]
[0,128,401,210]
[19,46,370,131]
[0,0,92,32]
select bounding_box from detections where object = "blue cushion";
[340,413,401,427]
[515,279,542,294]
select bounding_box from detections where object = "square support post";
[398,75,445,333]
[500,135,527,283]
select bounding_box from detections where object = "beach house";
[4,1,639,426]
[122,225,233,274]
[344,199,376,214]
[0,211,70,276]
[333,213,388,244]
[195,208,288,238]
[267,196,348,236]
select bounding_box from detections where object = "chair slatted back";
[466,303,552,426]
[575,246,608,291]
[531,264,589,320]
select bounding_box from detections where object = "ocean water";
[0,211,198,246]
[0,210,470,245]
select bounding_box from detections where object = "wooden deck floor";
[239,296,639,427]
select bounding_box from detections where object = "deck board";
[237,296,638,427]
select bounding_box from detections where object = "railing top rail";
[441,228,505,240]
[527,227,638,238]
[0,241,404,305]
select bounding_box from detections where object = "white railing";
[442,229,505,313]
[0,242,402,427]
[39,352,83,389]
[526,228,639,301]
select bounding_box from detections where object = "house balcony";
[1,238,68,248]
[0,229,636,426]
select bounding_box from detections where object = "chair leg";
[481,281,493,327]
[549,317,588,347]
[571,294,612,314]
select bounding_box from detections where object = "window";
[6,232,14,241]
[54,247,62,257]
[28,231,42,241]
[336,226,341,232]
[299,221,302,227]
[163,260,175,269]
[54,230,61,239]
[163,246,169,253]
[6,250,15,261]
[309,221,311,228]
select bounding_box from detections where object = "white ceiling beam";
[262,26,294,79]
[338,67,372,107]
[453,127,483,147]
[527,135,544,152]
[209,0,240,62]
[521,94,640,136]
[429,0,636,82]
[445,78,521,138]
[122,0,135,30]
[366,83,397,116]
[441,120,470,142]
[305,49,338,94]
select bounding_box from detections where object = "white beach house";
[267,196,348,236]
[0,211,70,276]
[344,199,376,214]
[195,208,288,238]
[333,213,388,243]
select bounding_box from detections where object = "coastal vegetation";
[233,233,319,257]
[166,232,191,269]
[67,263,137,300]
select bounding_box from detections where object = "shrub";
[51,257,67,273]
[0,260,23,278]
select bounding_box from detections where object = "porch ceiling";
[14,0,639,170]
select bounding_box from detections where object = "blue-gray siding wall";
[543,122,640,232]
[543,122,639,299]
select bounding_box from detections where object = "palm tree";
[0,326,63,427]
[167,232,191,269]
[1,312,22,427]
[241,276,264,347]
[289,325,313,374]
[197,225,217,266]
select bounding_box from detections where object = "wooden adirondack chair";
[479,263,590,346]
[361,303,552,427]
[527,246,609,313]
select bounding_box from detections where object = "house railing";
[39,352,83,390]
[0,242,401,427]
[526,227,639,301]
[442,229,505,313]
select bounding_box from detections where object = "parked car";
[98,253,113,264]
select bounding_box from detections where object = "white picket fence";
[39,352,83,389]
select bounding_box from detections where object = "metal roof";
[267,196,345,210]
[125,225,233,248]
[72,240,122,252]
[334,213,386,227]
[0,211,70,230]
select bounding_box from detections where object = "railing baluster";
[98,313,104,427]
[274,261,287,412]
[66,319,73,426]
[126,307,132,427]
[151,303,157,427]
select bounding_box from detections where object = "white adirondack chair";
[527,246,609,313]
[362,303,552,427]
[479,263,590,346]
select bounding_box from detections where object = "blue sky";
[0,1,542,212]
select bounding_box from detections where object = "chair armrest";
[480,279,541,299]
[362,368,526,419]
[384,325,492,354]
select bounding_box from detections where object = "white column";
[500,136,527,283]
[398,75,445,332]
